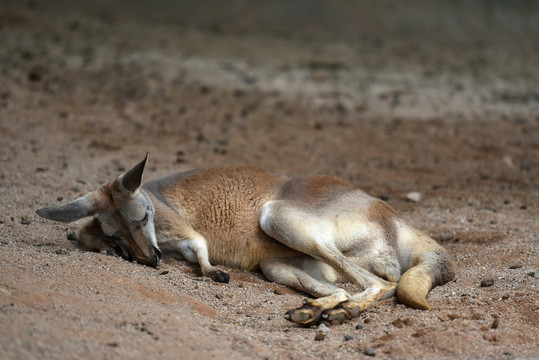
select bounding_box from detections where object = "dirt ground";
[1,3,538,360]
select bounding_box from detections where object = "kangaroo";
[36,154,455,325]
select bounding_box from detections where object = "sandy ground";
[1,4,538,360]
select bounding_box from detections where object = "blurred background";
[1,2,539,359]
[8,0,539,43]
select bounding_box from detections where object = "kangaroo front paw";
[211,270,230,283]
[284,301,323,326]
[322,301,364,323]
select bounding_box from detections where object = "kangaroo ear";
[119,153,148,193]
[36,193,98,223]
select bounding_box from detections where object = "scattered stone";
[100,249,115,256]
[215,293,223,300]
[199,85,210,95]
[67,233,77,242]
[355,324,364,330]
[502,155,514,168]
[106,342,119,348]
[438,234,453,242]
[55,248,68,255]
[405,192,422,203]
[28,67,43,82]
[36,167,48,172]
[57,196,64,202]
[344,335,354,341]
[527,272,535,277]
[509,264,522,269]
[158,270,169,275]
[364,317,373,324]
[491,318,499,329]
[21,217,31,225]
[364,347,376,356]
[380,194,389,201]
[317,323,331,334]
[1,240,8,245]
[273,288,285,295]
[314,332,325,341]
[480,278,494,287]
[520,205,527,210]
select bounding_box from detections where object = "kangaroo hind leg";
[261,201,397,325]
[260,256,349,325]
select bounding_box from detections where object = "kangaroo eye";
[141,212,149,226]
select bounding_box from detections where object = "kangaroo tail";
[397,235,455,310]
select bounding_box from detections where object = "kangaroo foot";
[321,300,364,323]
[209,269,230,283]
[284,299,323,326]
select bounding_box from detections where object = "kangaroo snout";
[135,246,162,268]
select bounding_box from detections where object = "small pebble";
[355,324,364,330]
[480,278,494,287]
[1,240,8,245]
[314,332,325,341]
[380,194,389,201]
[364,347,376,356]
[405,192,422,203]
[273,288,285,295]
[491,318,499,329]
[344,335,353,341]
[158,270,169,275]
[509,264,522,269]
[438,234,452,242]
[520,205,527,210]
[67,233,77,242]
[21,217,31,225]
[317,323,331,334]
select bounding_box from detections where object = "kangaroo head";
[36,154,162,267]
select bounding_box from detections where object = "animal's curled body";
[37,155,455,325]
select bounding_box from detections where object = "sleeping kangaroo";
[36,154,454,325]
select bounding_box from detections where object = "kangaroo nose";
[151,246,162,267]
[153,246,162,260]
